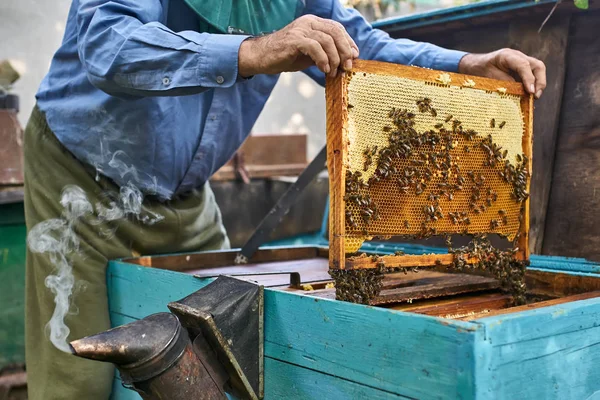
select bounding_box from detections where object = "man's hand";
[238,15,359,78]
[458,49,546,99]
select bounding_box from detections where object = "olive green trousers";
[24,106,229,399]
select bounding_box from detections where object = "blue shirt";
[36,0,466,200]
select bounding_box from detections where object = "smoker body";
[107,246,600,400]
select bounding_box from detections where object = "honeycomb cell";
[343,72,527,253]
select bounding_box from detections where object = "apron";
[183,0,305,35]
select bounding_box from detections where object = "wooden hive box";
[107,246,600,399]
[326,60,532,277]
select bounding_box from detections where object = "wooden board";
[211,134,307,181]
[542,10,600,261]
[211,177,328,248]
[381,11,571,255]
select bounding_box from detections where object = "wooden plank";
[326,73,348,269]
[515,93,534,261]
[542,10,600,261]
[263,357,409,400]
[108,340,410,400]
[126,246,322,271]
[107,261,482,399]
[211,134,307,181]
[507,18,571,254]
[211,164,308,181]
[211,178,328,248]
[346,253,470,269]
[391,292,511,318]
[462,290,600,321]
[373,273,499,305]
[474,294,600,399]
[351,59,525,96]
[525,268,600,298]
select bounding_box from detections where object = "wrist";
[458,53,486,76]
[238,37,260,78]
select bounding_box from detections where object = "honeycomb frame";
[326,60,533,270]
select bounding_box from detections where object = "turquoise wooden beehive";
[107,246,600,400]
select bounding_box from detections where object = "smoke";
[28,151,164,352]
[28,186,92,353]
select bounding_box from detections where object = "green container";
[0,201,26,367]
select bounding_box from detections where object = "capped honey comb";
[326,60,533,270]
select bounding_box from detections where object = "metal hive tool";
[326,60,533,277]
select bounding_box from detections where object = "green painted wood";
[0,204,26,368]
[107,261,481,399]
[475,295,600,399]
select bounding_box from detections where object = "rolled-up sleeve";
[77,0,248,97]
[303,0,467,85]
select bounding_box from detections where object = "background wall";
[0,0,71,126]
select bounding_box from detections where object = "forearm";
[77,0,247,98]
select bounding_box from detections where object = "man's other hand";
[459,49,547,99]
[238,15,359,78]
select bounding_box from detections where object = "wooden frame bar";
[325,59,533,270]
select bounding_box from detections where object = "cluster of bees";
[335,95,530,305]
[329,260,386,304]
[449,235,528,305]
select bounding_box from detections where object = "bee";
[499,121,506,129]
[431,108,438,118]
[490,118,495,128]
[435,123,443,129]
[490,219,499,230]
[347,104,354,109]
[516,154,523,163]
[383,126,392,132]
[394,250,405,256]
[404,220,410,229]
[445,114,453,123]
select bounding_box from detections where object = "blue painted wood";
[107,257,600,399]
[474,295,600,399]
[107,261,482,399]
[371,0,557,31]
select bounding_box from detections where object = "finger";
[331,20,360,58]
[505,53,536,94]
[528,56,546,99]
[307,31,340,77]
[311,19,355,70]
[485,67,516,83]
[296,38,330,74]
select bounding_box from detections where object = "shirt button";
[162,77,170,85]
[210,115,217,121]
[216,76,224,84]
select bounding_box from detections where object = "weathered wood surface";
[108,258,600,399]
[325,72,348,270]
[211,177,328,248]
[475,292,600,400]
[542,10,600,261]
[383,11,571,255]
[108,262,481,399]
[211,134,307,181]
[393,292,512,318]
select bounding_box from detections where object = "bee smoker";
[70,276,263,399]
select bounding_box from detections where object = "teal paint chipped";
[107,259,600,399]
